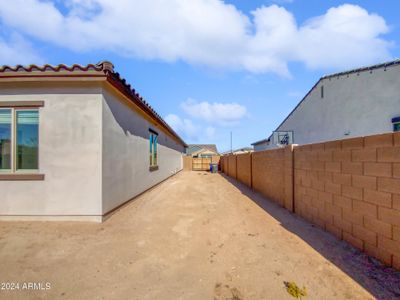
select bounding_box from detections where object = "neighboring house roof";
[251,138,270,146]
[269,59,400,141]
[320,59,400,80]
[221,147,253,155]
[0,61,187,147]
[186,144,218,155]
[239,147,254,151]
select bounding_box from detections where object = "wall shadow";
[102,87,185,154]
[219,173,400,299]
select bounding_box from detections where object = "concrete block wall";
[236,153,252,187]
[222,132,400,269]
[294,133,400,269]
[221,156,228,174]
[228,155,237,179]
[222,156,227,173]
[223,149,294,210]
[252,149,286,207]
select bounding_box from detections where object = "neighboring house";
[0,61,186,222]
[186,144,218,157]
[258,59,400,149]
[251,138,270,152]
[221,147,253,155]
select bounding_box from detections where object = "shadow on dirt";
[220,173,400,300]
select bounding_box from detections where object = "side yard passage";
[0,171,399,299]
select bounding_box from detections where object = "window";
[0,108,39,173]
[321,85,324,98]
[149,129,158,170]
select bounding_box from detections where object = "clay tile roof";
[0,61,187,147]
[0,62,107,73]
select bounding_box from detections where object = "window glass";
[149,131,158,167]
[0,109,12,170]
[153,135,158,166]
[149,134,153,166]
[16,110,39,170]
[394,123,400,132]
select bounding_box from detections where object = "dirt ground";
[0,171,399,300]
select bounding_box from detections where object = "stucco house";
[186,144,218,157]
[252,59,400,150]
[0,61,186,222]
[220,147,253,155]
[251,138,270,152]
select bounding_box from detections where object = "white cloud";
[205,126,216,139]
[181,98,247,126]
[164,114,200,140]
[166,98,245,142]
[165,113,217,142]
[296,5,391,69]
[0,32,42,65]
[0,1,392,74]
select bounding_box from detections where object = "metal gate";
[192,157,212,171]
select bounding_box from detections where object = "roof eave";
[251,138,269,146]
[0,62,187,148]
[105,73,187,147]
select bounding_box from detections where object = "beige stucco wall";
[101,87,184,214]
[0,82,103,221]
[0,81,185,221]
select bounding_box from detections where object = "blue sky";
[0,1,399,152]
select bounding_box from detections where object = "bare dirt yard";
[0,171,399,300]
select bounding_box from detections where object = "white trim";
[0,215,103,222]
